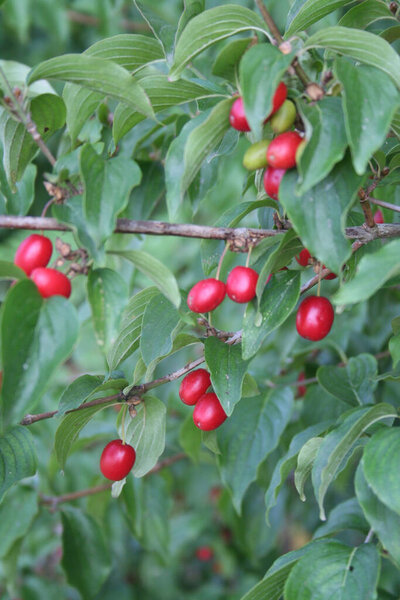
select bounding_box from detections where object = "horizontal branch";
[3,215,400,247]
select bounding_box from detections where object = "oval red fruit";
[296,296,334,341]
[30,267,71,298]
[14,234,53,275]
[322,265,337,280]
[196,546,214,561]
[297,372,307,398]
[179,369,211,406]
[374,209,384,224]
[267,131,303,169]
[295,248,311,267]
[187,278,226,313]
[193,393,227,431]
[263,166,286,200]
[229,97,250,132]
[100,439,136,481]
[271,81,287,115]
[226,266,258,303]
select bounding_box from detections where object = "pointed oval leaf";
[169,5,269,80]
[314,497,369,539]
[0,485,38,559]
[140,293,181,366]
[285,0,353,35]
[317,354,378,406]
[0,427,37,502]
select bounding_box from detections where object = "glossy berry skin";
[270,82,288,115]
[193,393,227,431]
[270,99,296,134]
[226,266,258,303]
[267,131,303,169]
[100,440,136,481]
[196,546,214,562]
[295,248,311,267]
[187,278,226,313]
[297,372,307,398]
[296,296,334,342]
[374,209,384,224]
[229,97,250,131]
[179,369,211,406]
[263,166,286,200]
[14,234,53,275]
[30,267,71,299]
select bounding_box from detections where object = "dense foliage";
[1,0,400,598]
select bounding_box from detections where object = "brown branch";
[4,215,400,246]
[40,453,186,508]
[358,189,376,229]
[255,0,283,43]
[369,197,400,214]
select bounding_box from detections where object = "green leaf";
[0,260,26,280]
[87,268,128,353]
[61,506,111,600]
[0,59,57,97]
[0,427,36,502]
[333,239,400,305]
[204,337,249,416]
[212,37,252,82]
[279,157,362,274]
[356,461,400,568]
[296,97,347,194]
[256,230,303,300]
[265,422,331,524]
[335,58,400,175]
[314,497,369,538]
[304,27,400,89]
[134,1,175,64]
[240,44,294,139]
[294,437,323,502]
[57,374,104,416]
[80,145,141,257]
[63,34,164,142]
[1,280,79,427]
[0,162,36,215]
[169,5,268,80]
[317,353,378,406]
[179,414,202,462]
[285,0,353,36]
[284,540,380,600]
[140,293,181,366]
[0,94,65,185]
[107,287,159,371]
[338,0,394,29]
[242,270,300,360]
[217,388,293,512]
[109,250,181,308]
[0,485,38,559]
[124,396,166,478]
[312,404,396,520]
[28,54,154,119]
[389,332,400,368]
[55,404,111,469]
[240,541,330,600]
[362,427,400,517]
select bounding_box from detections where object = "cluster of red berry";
[14,234,71,298]
[179,368,227,431]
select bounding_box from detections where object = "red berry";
[226,266,258,303]
[100,439,136,481]
[187,278,226,313]
[229,97,250,132]
[179,369,211,406]
[14,234,53,275]
[196,546,214,562]
[30,267,71,298]
[270,81,287,115]
[322,265,337,280]
[193,393,227,431]
[295,249,311,267]
[374,209,384,224]
[267,131,303,169]
[263,166,286,200]
[297,372,307,398]
[296,296,334,341]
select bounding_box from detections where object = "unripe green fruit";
[242,139,270,170]
[295,139,306,163]
[270,100,297,134]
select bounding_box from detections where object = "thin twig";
[358,189,376,229]
[255,0,283,43]
[66,9,149,32]
[40,453,186,508]
[369,197,400,214]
